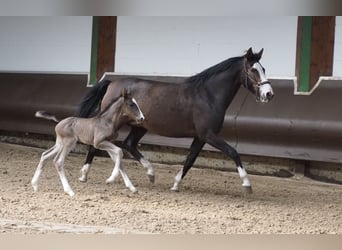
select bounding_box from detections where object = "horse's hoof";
[32,185,38,192]
[106,178,115,184]
[170,187,179,192]
[243,186,253,194]
[79,177,87,183]
[66,190,75,197]
[148,174,155,183]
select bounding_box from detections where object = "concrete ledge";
[0,131,317,183]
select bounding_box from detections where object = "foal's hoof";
[79,176,87,183]
[170,187,179,192]
[66,190,75,197]
[243,186,253,194]
[106,178,115,184]
[32,185,38,193]
[148,174,155,183]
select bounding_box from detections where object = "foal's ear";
[121,88,131,100]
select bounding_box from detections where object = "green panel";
[298,16,312,92]
[89,17,99,85]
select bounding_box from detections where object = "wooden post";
[89,16,117,85]
[296,16,335,92]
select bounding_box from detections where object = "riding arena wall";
[0,72,341,184]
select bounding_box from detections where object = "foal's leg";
[120,127,155,183]
[171,137,205,191]
[79,145,98,182]
[205,131,252,193]
[31,142,60,192]
[95,140,136,192]
[53,139,76,196]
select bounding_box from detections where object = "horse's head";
[121,88,145,124]
[242,48,274,103]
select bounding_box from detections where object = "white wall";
[0,17,92,73]
[333,16,342,76]
[115,17,298,77]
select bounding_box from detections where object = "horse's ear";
[246,47,254,61]
[256,48,264,61]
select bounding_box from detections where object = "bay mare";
[32,89,144,196]
[77,48,274,193]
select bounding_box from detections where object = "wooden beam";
[97,16,117,80]
[296,16,335,92]
[89,16,117,85]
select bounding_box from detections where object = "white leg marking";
[79,163,91,182]
[140,158,154,176]
[237,166,251,187]
[170,168,183,191]
[105,147,122,184]
[119,167,137,193]
[54,145,75,197]
[31,143,60,192]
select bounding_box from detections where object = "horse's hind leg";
[79,145,98,182]
[171,137,205,192]
[31,142,60,192]
[53,139,76,196]
[121,127,155,183]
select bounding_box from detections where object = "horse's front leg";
[121,127,155,183]
[95,140,137,192]
[79,145,98,182]
[205,131,252,193]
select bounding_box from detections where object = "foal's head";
[121,88,145,124]
[242,48,274,103]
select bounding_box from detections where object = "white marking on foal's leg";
[237,166,251,187]
[105,145,123,184]
[140,158,155,183]
[79,163,91,182]
[54,147,75,197]
[119,167,137,193]
[170,168,183,192]
[31,144,59,192]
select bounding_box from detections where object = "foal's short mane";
[96,95,122,117]
[185,56,244,87]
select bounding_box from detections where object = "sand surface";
[0,142,341,234]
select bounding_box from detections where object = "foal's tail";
[75,79,112,118]
[35,111,59,123]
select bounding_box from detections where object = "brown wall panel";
[1,73,342,164]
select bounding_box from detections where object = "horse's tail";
[75,79,112,118]
[35,111,60,123]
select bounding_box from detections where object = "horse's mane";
[185,55,244,87]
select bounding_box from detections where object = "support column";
[296,16,335,92]
[89,16,117,85]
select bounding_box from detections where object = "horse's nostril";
[266,92,274,100]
